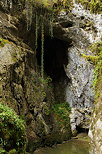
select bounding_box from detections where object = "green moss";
[52,102,71,127]
[8,149,17,154]
[0,148,6,154]
[81,54,99,63]
[93,60,102,100]
[89,42,102,55]
[82,42,102,100]
[0,38,9,47]
[0,103,26,153]
[25,0,72,14]
[43,104,50,115]
[76,0,102,13]
[42,103,72,145]
[90,43,102,99]
[51,102,72,141]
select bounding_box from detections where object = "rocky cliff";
[0,0,102,153]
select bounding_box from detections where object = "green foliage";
[8,149,17,154]
[90,0,102,14]
[82,54,99,63]
[0,103,26,153]
[89,42,102,55]
[0,38,9,47]
[52,102,71,125]
[39,76,52,84]
[76,0,102,13]
[0,148,6,154]
[82,42,102,100]
[82,42,102,64]
[89,42,102,93]
[51,102,72,140]
[31,0,72,11]
[93,60,102,100]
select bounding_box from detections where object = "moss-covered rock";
[51,103,72,141]
[83,42,102,153]
[0,148,6,154]
[41,103,72,146]
[81,42,102,95]
[0,103,26,153]
[76,0,102,13]
[0,38,10,48]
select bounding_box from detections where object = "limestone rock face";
[53,6,95,135]
[70,108,91,135]
[65,46,94,108]
[57,3,102,154]
[56,12,94,109]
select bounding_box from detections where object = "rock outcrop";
[0,0,102,153]
[55,5,95,135]
[0,1,72,153]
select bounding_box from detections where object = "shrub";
[52,102,71,126]
[0,103,26,153]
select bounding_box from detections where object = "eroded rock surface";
[0,1,72,153]
[0,0,101,153]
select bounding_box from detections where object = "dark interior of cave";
[76,126,89,134]
[36,36,69,81]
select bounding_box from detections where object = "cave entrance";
[36,36,70,103]
[76,126,89,134]
[36,36,68,81]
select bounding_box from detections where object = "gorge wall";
[0,0,102,153]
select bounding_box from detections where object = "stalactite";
[4,0,8,8]
[35,13,38,50]
[25,0,33,31]
[49,14,54,38]
[9,0,12,9]
[41,18,44,80]
[35,12,39,72]
[25,1,29,31]
[29,4,33,29]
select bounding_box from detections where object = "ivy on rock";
[0,103,26,154]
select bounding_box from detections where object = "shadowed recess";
[36,36,70,81]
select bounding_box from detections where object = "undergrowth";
[0,103,26,154]
[52,102,71,126]
[76,0,102,13]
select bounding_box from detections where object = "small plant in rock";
[52,102,71,125]
[0,38,9,47]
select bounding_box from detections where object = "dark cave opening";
[36,36,69,81]
[36,36,72,103]
[76,126,89,134]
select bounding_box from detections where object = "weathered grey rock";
[53,1,102,142]
[89,95,102,154]
[65,46,94,108]
[52,6,95,110]
[70,108,91,135]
